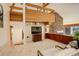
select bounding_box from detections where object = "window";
[65,27,71,35]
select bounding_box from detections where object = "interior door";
[11,26,23,45]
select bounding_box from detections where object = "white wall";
[25,23,45,42]
[0,4,10,47]
[25,24,32,42]
[10,22,46,44]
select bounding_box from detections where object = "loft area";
[10,3,62,24]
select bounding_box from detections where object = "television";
[31,26,42,34]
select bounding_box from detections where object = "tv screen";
[31,26,42,34]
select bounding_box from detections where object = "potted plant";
[73,31,79,48]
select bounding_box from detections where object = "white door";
[12,27,23,44]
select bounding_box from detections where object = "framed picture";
[0,4,3,28]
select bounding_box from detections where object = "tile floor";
[0,39,65,56]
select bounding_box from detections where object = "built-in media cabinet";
[32,34,42,42]
[31,26,42,42]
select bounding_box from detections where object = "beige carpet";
[0,39,65,56]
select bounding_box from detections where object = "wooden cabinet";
[32,34,42,42]
[45,33,73,44]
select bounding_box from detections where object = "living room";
[0,3,79,56]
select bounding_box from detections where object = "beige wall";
[0,4,10,47]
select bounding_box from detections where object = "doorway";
[10,25,24,45]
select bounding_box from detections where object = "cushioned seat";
[38,48,77,56]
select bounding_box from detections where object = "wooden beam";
[49,10,55,14]
[25,3,53,11]
[10,6,23,10]
[10,3,15,12]
[10,6,52,14]
[10,11,22,16]
[43,3,45,7]
[10,14,22,21]
[43,3,49,7]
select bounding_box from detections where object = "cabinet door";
[33,34,42,42]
